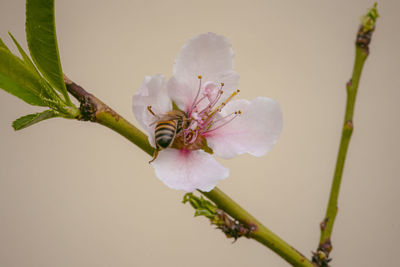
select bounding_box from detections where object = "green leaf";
[8,32,63,104]
[12,110,58,130]
[194,208,215,219]
[26,0,71,104]
[0,48,47,106]
[8,32,39,75]
[182,193,193,203]
[183,193,218,220]
[0,73,44,106]
[361,3,379,32]
[0,37,11,52]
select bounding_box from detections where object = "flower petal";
[204,97,283,159]
[151,149,229,192]
[132,74,172,147]
[168,33,239,112]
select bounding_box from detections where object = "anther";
[221,82,224,86]
[198,75,202,79]
[206,89,240,119]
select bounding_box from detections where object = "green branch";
[64,76,314,267]
[202,188,313,267]
[315,4,379,265]
[64,75,154,156]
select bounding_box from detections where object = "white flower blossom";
[132,33,283,192]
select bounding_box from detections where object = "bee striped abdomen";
[155,120,178,149]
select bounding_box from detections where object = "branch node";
[64,75,121,122]
[312,239,333,267]
[346,79,353,90]
[344,120,354,130]
[320,218,329,231]
[80,95,98,122]
[215,208,255,241]
[356,3,379,54]
[356,25,373,54]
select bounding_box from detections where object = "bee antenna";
[147,106,156,116]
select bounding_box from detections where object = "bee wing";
[148,114,161,127]
[149,111,186,126]
[160,114,181,121]
[149,115,174,127]
[149,119,158,127]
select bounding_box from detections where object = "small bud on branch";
[183,193,254,241]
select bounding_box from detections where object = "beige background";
[0,0,399,266]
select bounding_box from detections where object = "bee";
[147,106,187,163]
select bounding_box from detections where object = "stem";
[64,75,154,156]
[202,188,314,267]
[97,112,154,156]
[315,4,378,264]
[64,76,314,267]
[319,47,367,245]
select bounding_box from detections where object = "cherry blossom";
[132,33,282,192]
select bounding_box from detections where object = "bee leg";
[149,149,159,164]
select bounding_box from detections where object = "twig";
[64,75,154,156]
[202,188,313,267]
[314,4,379,266]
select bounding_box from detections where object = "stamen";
[192,95,207,110]
[190,75,203,115]
[210,111,238,125]
[215,89,239,111]
[185,130,197,145]
[186,119,196,131]
[189,128,199,144]
[203,110,242,134]
[206,89,240,119]
[183,119,195,144]
[209,88,224,109]
[198,89,223,116]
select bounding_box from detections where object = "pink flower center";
[182,76,241,145]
